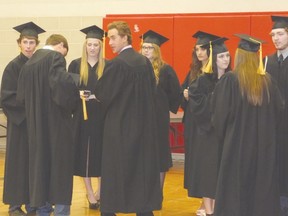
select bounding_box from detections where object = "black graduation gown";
[156,64,181,172]
[95,48,162,213]
[266,53,288,196]
[1,53,30,205]
[16,49,79,207]
[212,71,282,216]
[68,58,103,177]
[186,73,219,198]
[181,72,198,192]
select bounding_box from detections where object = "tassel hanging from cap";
[202,41,213,73]
[102,33,106,59]
[257,43,265,75]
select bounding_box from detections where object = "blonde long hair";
[151,44,165,84]
[80,39,105,86]
[234,48,271,106]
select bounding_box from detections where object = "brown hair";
[107,21,132,45]
[234,48,271,106]
[45,34,69,52]
[17,35,40,46]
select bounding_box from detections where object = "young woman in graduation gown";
[212,34,283,216]
[181,31,220,215]
[188,37,231,215]
[68,25,106,209]
[140,30,181,191]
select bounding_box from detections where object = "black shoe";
[9,207,26,216]
[86,195,100,210]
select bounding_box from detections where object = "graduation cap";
[13,21,45,38]
[80,25,105,41]
[234,33,265,52]
[234,33,266,75]
[271,15,288,29]
[192,31,220,45]
[141,30,169,47]
[211,37,229,54]
[197,33,223,73]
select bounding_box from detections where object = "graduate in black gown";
[0,22,45,216]
[68,25,106,210]
[181,31,219,215]
[212,34,283,216]
[140,30,181,192]
[16,34,79,216]
[264,15,288,215]
[188,37,231,215]
[95,21,162,216]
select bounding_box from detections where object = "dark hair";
[107,21,132,45]
[45,34,69,52]
[211,52,232,79]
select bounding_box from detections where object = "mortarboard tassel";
[250,37,265,75]
[102,33,106,59]
[202,41,213,73]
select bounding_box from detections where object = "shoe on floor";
[9,207,26,216]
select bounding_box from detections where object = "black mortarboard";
[234,33,265,52]
[212,37,229,54]
[271,15,288,29]
[141,30,169,47]
[193,31,220,45]
[13,22,45,38]
[235,34,266,75]
[80,25,105,40]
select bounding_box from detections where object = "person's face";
[141,42,154,61]
[195,45,208,62]
[86,38,101,58]
[19,37,37,58]
[108,28,127,53]
[270,28,288,50]
[216,51,230,71]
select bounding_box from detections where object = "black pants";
[101,212,154,216]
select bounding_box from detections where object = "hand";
[79,90,90,101]
[183,89,189,101]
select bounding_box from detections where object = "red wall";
[103,12,288,153]
[104,12,288,83]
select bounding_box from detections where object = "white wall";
[0,0,288,17]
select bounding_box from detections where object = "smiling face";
[86,38,101,58]
[107,28,128,54]
[216,51,231,71]
[270,28,288,51]
[18,37,37,58]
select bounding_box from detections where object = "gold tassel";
[82,98,88,120]
[249,37,265,75]
[202,41,213,73]
[102,33,106,59]
[257,43,265,75]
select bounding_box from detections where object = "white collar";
[119,45,132,53]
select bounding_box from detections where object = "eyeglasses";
[141,46,154,51]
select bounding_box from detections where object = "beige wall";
[0,16,102,83]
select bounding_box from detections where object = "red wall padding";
[103,12,288,153]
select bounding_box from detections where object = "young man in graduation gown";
[0,22,45,216]
[16,34,79,216]
[95,21,162,216]
[265,15,288,215]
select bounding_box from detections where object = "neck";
[87,56,98,66]
[218,69,225,79]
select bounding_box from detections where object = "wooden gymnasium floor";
[0,113,202,216]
